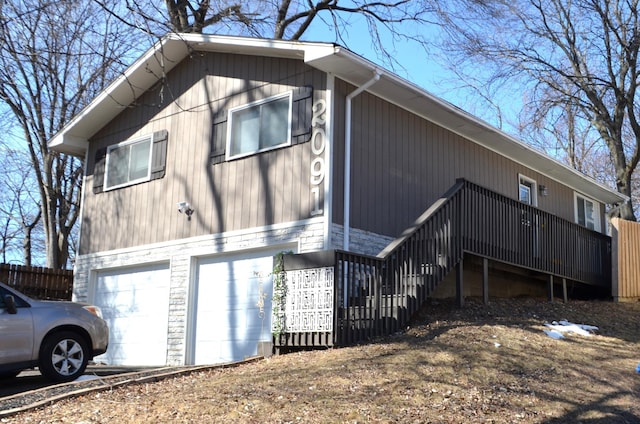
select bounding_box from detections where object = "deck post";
[456,257,464,308]
[482,257,489,305]
[562,278,568,303]
[547,274,554,302]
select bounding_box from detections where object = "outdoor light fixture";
[177,201,194,220]
[539,185,548,197]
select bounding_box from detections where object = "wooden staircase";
[335,180,466,344]
[275,178,612,349]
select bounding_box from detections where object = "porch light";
[539,185,548,197]
[177,201,194,220]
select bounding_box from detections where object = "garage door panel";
[193,249,283,365]
[93,264,170,366]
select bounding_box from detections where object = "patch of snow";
[75,375,100,382]
[543,320,599,339]
[543,329,565,340]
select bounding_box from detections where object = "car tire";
[38,331,89,382]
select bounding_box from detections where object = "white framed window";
[226,92,293,160]
[518,174,537,206]
[104,135,153,190]
[574,192,601,232]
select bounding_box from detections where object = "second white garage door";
[192,248,288,365]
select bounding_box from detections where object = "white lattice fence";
[275,267,334,333]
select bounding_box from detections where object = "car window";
[0,286,29,308]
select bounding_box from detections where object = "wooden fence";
[0,263,73,301]
[611,218,640,301]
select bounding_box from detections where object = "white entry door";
[93,263,171,366]
[192,248,288,365]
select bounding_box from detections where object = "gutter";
[343,70,381,251]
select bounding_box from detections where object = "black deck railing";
[276,179,612,348]
[460,180,611,286]
[334,180,466,345]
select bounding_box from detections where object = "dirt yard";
[3,298,639,423]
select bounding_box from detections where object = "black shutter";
[291,85,313,145]
[211,111,227,165]
[93,147,107,194]
[151,129,169,180]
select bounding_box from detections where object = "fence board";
[611,218,640,301]
[0,264,73,300]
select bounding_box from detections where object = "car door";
[0,287,34,364]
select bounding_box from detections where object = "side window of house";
[518,175,537,226]
[210,86,313,164]
[93,130,169,194]
[575,193,600,231]
[518,175,537,206]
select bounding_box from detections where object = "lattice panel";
[280,267,334,333]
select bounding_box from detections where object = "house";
[49,33,627,366]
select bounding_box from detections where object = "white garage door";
[93,263,170,366]
[192,248,286,365]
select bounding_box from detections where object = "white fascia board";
[48,134,89,157]
[175,32,337,61]
[48,36,190,157]
[309,48,627,205]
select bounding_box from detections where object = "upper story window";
[92,130,168,194]
[226,92,293,160]
[575,192,600,232]
[210,86,313,165]
[105,136,152,190]
[518,174,537,206]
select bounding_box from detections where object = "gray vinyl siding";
[80,52,326,254]
[332,79,589,238]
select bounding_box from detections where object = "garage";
[93,263,171,366]
[191,248,289,365]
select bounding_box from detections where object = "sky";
[300,15,617,194]
[304,18,453,94]
[300,14,519,136]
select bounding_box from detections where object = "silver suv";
[0,281,109,382]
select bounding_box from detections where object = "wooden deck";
[273,179,612,350]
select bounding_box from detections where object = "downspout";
[343,70,381,251]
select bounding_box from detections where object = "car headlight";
[83,305,103,319]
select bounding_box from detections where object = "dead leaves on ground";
[4,298,639,423]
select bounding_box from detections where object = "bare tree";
[101,0,438,68]
[0,144,43,265]
[435,0,640,220]
[0,0,138,268]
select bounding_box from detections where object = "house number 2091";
[310,99,326,216]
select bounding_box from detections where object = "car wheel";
[38,331,89,382]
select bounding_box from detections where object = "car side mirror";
[4,295,17,314]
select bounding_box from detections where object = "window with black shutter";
[93,130,168,193]
[210,86,313,163]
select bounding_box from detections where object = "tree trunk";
[616,174,636,221]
